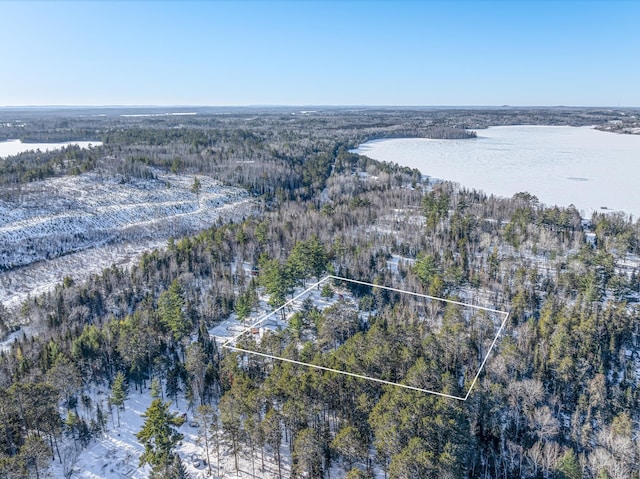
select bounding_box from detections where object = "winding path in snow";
[0,171,256,314]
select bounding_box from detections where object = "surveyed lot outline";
[222,275,509,401]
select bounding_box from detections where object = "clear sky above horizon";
[1,0,638,107]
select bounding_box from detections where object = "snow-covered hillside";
[0,171,254,312]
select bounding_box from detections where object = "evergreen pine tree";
[137,399,185,473]
[556,449,582,479]
[150,378,162,399]
[110,371,128,428]
[159,280,190,342]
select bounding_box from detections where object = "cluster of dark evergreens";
[0,145,99,188]
[0,110,639,478]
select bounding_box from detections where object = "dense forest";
[0,108,639,478]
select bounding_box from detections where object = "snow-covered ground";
[46,277,377,479]
[0,171,254,313]
[0,238,164,314]
[212,278,365,348]
[39,269,503,479]
[214,274,505,400]
[48,387,292,479]
[46,379,384,479]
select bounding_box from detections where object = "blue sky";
[1,1,638,106]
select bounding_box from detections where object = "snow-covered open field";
[0,171,254,312]
[355,125,640,218]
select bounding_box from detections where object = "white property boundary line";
[221,275,509,401]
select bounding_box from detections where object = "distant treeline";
[423,126,476,139]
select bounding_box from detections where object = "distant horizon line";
[1,104,638,110]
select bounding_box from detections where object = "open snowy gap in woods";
[48,386,294,479]
[0,170,254,315]
[223,275,509,401]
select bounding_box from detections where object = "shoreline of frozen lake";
[354,126,640,219]
[0,139,102,158]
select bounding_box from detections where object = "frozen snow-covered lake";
[355,126,640,219]
[0,139,102,158]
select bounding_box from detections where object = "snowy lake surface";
[354,126,640,219]
[0,139,102,158]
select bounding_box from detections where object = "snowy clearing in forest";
[0,171,254,314]
[48,387,293,479]
[223,275,509,401]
